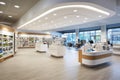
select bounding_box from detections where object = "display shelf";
[17,32,52,49]
[0,24,14,62]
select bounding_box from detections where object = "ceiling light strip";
[17,5,110,29]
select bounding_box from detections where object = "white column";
[75,29,79,44]
[101,25,107,42]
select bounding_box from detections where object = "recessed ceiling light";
[84,17,88,20]
[0,2,6,5]
[45,17,48,20]
[0,11,3,13]
[76,15,80,18]
[73,10,78,12]
[53,13,57,16]
[8,16,12,18]
[14,5,20,8]
[98,15,102,17]
[64,16,67,19]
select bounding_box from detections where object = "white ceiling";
[17,2,115,31]
[0,0,120,32]
[0,0,40,26]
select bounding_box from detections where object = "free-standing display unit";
[0,24,15,62]
[48,38,66,58]
[35,42,48,53]
[78,42,113,66]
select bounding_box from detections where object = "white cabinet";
[48,44,66,57]
[35,42,48,52]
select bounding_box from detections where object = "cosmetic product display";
[78,42,113,66]
[0,24,14,61]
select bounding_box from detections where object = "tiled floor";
[0,48,120,80]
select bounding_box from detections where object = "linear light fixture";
[14,5,20,8]
[0,2,6,5]
[8,16,12,18]
[0,11,3,13]
[17,4,110,29]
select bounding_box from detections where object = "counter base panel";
[51,55,63,58]
[18,47,35,48]
[0,54,14,62]
[82,57,112,66]
[36,50,46,53]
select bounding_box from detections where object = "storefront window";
[63,32,76,46]
[96,30,101,42]
[79,32,84,40]
[84,31,90,42]
[79,30,101,43]
[66,33,72,43]
[62,30,101,45]
[108,28,120,44]
[72,33,76,42]
[90,31,96,42]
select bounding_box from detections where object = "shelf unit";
[0,24,14,62]
[17,32,51,48]
[18,37,35,48]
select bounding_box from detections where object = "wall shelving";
[0,24,14,62]
[17,32,51,48]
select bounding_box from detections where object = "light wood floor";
[0,48,120,80]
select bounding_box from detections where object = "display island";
[78,42,113,66]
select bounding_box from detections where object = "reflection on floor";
[0,48,120,80]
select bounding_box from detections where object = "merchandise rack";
[17,32,51,48]
[0,24,14,62]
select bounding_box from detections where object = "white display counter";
[35,42,48,53]
[78,43,113,66]
[79,50,112,66]
[48,44,66,58]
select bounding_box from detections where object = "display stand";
[0,24,15,62]
[48,38,66,58]
[35,42,48,53]
[78,42,113,66]
[49,44,65,58]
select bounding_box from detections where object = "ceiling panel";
[19,2,114,31]
[0,0,40,26]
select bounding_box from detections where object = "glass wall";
[108,28,120,44]
[79,30,101,43]
[96,30,101,42]
[62,30,101,46]
[63,32,76,46]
